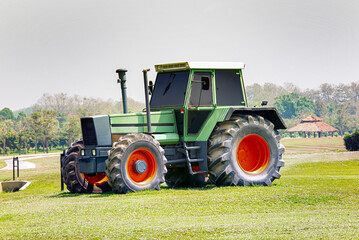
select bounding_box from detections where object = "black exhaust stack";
[143,69,152,134]
[116,69,128,114]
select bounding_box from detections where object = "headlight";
[91,149,96,156]
[81,149,85,156]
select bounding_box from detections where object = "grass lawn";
[281,137,346,154]
[0,138,359,239]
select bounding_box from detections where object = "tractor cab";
[150,62,247,141]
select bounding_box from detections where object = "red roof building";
[286,114,338,137]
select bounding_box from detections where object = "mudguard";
[225,107,287,129]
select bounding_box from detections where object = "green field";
[281,137,346,154]
[1,138,359,239]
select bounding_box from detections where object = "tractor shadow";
[49,184,218,198]
[49,191,116,198]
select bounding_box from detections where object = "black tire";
[62,140,111,193]
[105,133,167,194]
[208,114,285,186]
[165,167,207,188]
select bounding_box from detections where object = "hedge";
[344,130,359,151]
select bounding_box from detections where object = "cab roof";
[155,61,245,72]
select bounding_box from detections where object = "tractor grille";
[81,118,97,146]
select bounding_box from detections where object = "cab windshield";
[150,71,190,107]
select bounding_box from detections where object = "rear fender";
[225,107,287,129]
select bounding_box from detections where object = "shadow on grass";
[162,185,217,191]
[49,185,219,198]
[49,180,287,198]
[48,191,117,198]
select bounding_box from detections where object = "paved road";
[0,153,60,160]
[0,153,60,170]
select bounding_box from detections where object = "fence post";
[60,152,64,191]
[13,157,15,180]
[13,156,19,180]
[17,157,19,178]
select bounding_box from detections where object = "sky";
[0,0,358,111]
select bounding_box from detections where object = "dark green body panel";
[110,110,179,145]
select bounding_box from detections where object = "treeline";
[34,93,144,117]
[2,82,358,155]
[246,82,359,136]
[0,93,144,155]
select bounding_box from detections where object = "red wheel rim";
[82,173,108,186]
[127,148,157,185]
[236,134,270,174]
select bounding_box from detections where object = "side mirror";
[201,77,210,90]
[148,81,154,95]
[261,100,268,106]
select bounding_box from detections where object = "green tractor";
[61,62,286,194]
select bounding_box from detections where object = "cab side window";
[189,72,213,106]
[215,70,245,106]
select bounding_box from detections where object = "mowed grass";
[281,137,346,154]
[1,139,359,239]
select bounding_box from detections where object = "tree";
[30,110,59,153]
[274,93,315,119]
[246,83,289,107]
[0,108,14,120]
[274,94,296,119]
[36,93,71,113]
[314,99,326,117]
[61,114,81,145]
[0,120,14,155]
[319,83,335,103]
[330,102,357,136]
[349,82,359,102]
[16,111,27,121]
[39,110,58,153]
[295,96,315,116]
[14,118,30,155]
[335,105,350,136]
[30,112,42,154]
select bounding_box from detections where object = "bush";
[344,130,359,151]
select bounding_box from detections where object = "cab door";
[185,71,213,136]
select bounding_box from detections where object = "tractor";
[61,62,286,194]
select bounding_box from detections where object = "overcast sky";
[1,0,358,111]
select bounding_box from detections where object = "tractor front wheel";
[61,140,111,193]
[105,133,167,194]
[208,114,285,186]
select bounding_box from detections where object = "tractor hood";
[81,110,179,147]
[109,110,176,134]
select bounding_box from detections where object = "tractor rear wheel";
[208,114,285,186]
[105,133,167,194]
[62,140,111,193]
[165,167,207,188]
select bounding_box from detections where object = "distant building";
[286,114,339,138]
